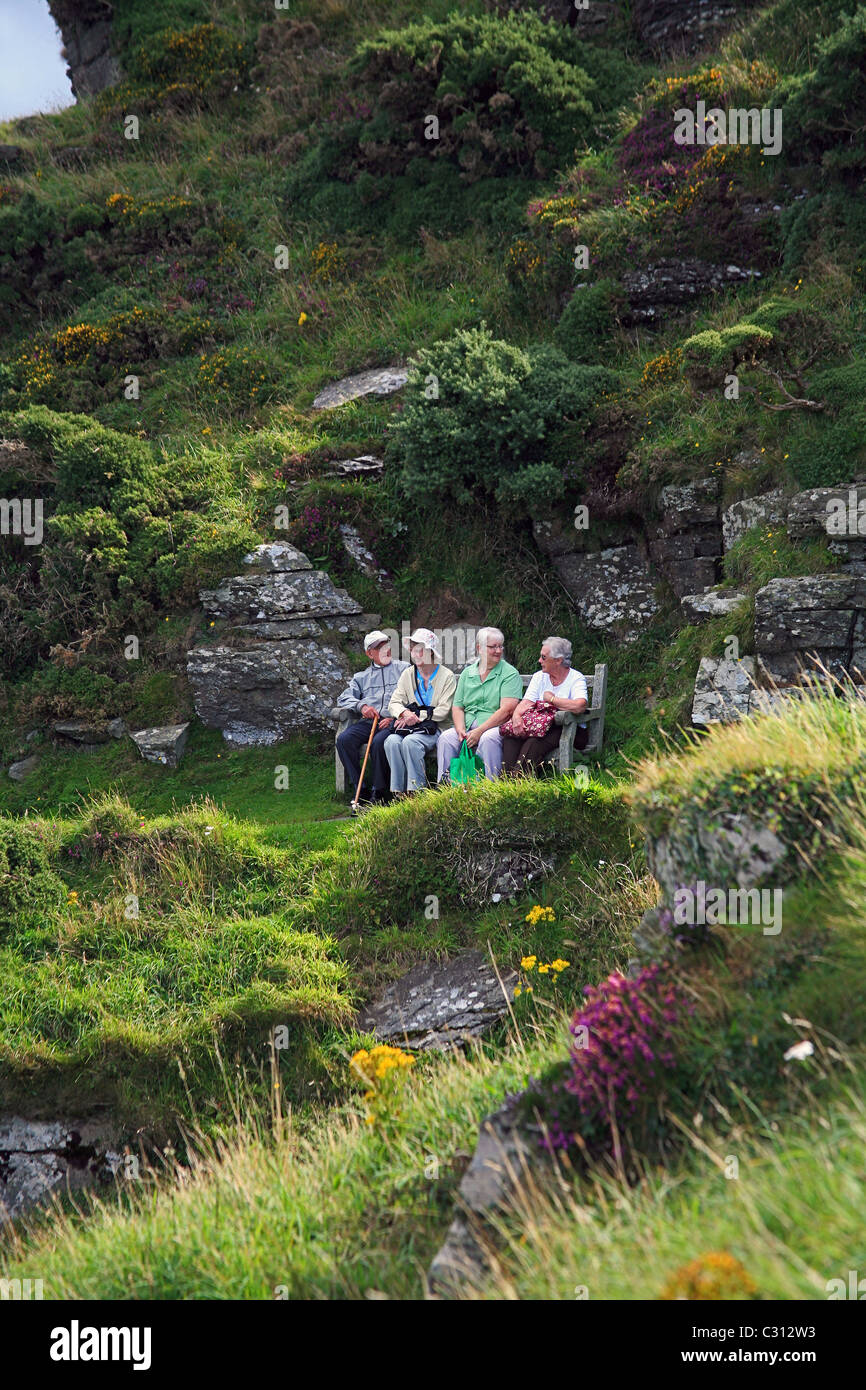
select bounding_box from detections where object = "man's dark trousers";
[337,719,392,797]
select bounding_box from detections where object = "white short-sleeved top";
[525,667,588,726]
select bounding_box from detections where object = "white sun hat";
[404,627,442,658]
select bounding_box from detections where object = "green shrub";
[0,821,66,931]
[681,323,774,387]
[775,7,866,178]
[554,280,624,363]
[388,324,613,507]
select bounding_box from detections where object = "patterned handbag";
[500,700,556,739]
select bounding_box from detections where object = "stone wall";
[186,542,378,744]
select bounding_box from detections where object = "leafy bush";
[554,281,624,362]
[681,323,774,388]
[388,325,613,507]
[0,821,66,932]
[775,8,866,178]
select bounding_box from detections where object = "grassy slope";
[1,0,865,1297]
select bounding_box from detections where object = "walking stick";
[351,712,380,813]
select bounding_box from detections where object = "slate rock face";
[785,483,866,572]
[691,656,755,725]
[8,755,39,782]
[722,489,788,551]
[649,476,722,597]
[187,542,367,744]
[620,261,761,324]
[312,366,408,410]
[48,0,121,98]
[553,544,660,641]
[754,575,864,684]
[357,950,518,1052]
[632,0,760,54]
[648,810,789,903]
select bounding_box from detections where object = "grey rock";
[339,524,394,590]
[554,544,660,641]
[52,719,111,745]
[632,0,744,53]
[327,454,384,478]
[241,541,312,572]
[0,1115,120,1223]
[754,576,862,683]
[187,640,352,742]
[106,718,127,738]
[312,366,408,410]
[621,260,761,324]
[428,1095,529,1292]
[649,810,788,902]
[47,2,121,99]
[681,587,749,623]
[691,655,755,725]
[785,483,866,540]
[659,476,720,530]
[8,755,38,782]
[357,950,518,1052]
[129,723,190,768]
[458,848,555,903]
[723,489,788,550]
[201,569,361,622]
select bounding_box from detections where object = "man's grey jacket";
[337,660,409,717]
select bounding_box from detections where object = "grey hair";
[543,635,572,664]
[476,626,505,652]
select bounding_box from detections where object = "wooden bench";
[332,662,607,793]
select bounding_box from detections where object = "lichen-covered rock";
[632,0,754,54]
[754,575,863,684]
[339,524,394,590]
[7,755,39,782]
[458,848,555,903]
[241,541,312,572]
[681,587,749,623]
[649,477,722,596]
[129,723,190,768]
[648,810,788,902]
[722,489,788,551]
[691,656,755,725]
[784,483,866,571]
[357,950,518,1052]
[620,261,761,324]
[553,544,659,641]
[187,641,351,743]
[312,366,408,410]
[200,569,362,623]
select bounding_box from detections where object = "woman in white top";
[502,635,588,775]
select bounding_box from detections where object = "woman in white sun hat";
[384,628,457,795]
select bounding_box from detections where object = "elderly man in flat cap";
[384,627,457,796]
[336,631,407,805]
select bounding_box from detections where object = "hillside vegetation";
[1,0,865,1301]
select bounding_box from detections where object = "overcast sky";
[0,0,73,123]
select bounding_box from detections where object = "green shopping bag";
[450,737,484,784]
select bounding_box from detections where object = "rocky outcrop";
[357,950,517,1052]
[428,1093,529,1293]
[621,261,761,325]
[187,542,375,744]
[130,723,190,768]
[48,0,121,99]
[631,0,759,54]
[51,717,126,750]
[691,655,755,725]
[722,488,788,551]
[0,1115,121,1223]
[755,575,866,685]
[649,477,722,597]
[7,755,38,782]
[681,587,748,624]
[785,483,866,572]
[339,524,394,590]
[553,544,660,642]
[312,366,408,410]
